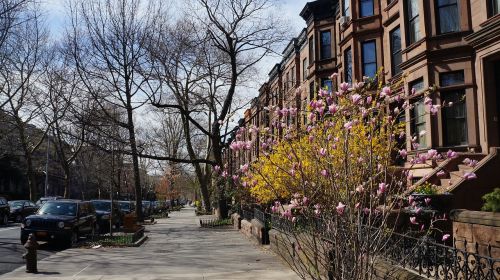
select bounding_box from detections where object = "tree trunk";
[26,156,38,201]
[199,176,211,213]
[127,109,143,221]
[63,170,70,198]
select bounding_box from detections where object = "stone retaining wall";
[452,209,500,258]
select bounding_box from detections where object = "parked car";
[8,200,38,222]
[90,200,123,233]
[21,200,97,247]
[35,196,63,207]
[118,200,135,215]
[142,200,152,218]
[0,197,9,225]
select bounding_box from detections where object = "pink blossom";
[241,182,248,188]
[415,207,422,214]
[330,72,338,79]
[240,164,249,174]
[319,148,327,157]
[429,104,441,115]
[399,149,408,158]
[214,165,221,173]
[321,169,329,177]
[289,107,298,116]
[424,197,432,205]
[351,94,362,104]
[437,170,446,177]
[221,171,228,178]
[411,88,416,95]
[442,234,450,242]
[463,172,477,180]
[336,202,346,215]
[339,82,350,92]
[447,149,458,159]
[424,96,433,105]
[410,217,418,225]
[377,183,387,195]
[344,121,353,130]
[363,207,370,215]
[408,195,414,204]
[366,96,372,104]
[380,86,392,97]
[308,135,314,142]
[302,197,310,205]
[232,175,239,181]
[282,209,292,219]
[292,216,297,223]
[355,202,361,209]
[427,149,438,159]
[271,205,278,213]
[328,104,338,115]
[314,204,321,216]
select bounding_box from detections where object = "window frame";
[436,0,460,34]
[320,30,332,60]
[361,40,377,78]
[411,99,427,149]
[302,58,308,81]
[442,90,468,146]
[390,26,402,76]
[406,0,420,45]
[488,0,500,17]
[360,0,374,17]
[308,36,314,65]
[343,0,350,16]
[344,47,352,84]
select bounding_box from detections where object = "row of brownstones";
[223,0,500,210]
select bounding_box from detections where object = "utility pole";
[44,132,50,197]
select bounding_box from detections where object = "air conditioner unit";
[340,16,350,27]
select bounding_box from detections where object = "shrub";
[481,188,500,212]
[413,182,438,195]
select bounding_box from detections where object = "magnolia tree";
[220,73,476,279]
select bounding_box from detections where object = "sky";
[41,0,311,109]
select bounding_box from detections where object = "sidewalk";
[0,207,299,280]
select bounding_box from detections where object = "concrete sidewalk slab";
[0,207,299,280]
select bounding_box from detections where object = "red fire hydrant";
[23,233,38,273]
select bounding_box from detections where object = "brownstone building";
[225,0,500,210]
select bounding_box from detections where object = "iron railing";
[385,233,500,280]
[241,209,254,221]
[269,214,500,280]
[253,208,271,225]
[199,218,232,228]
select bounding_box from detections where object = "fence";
[269,214,500,280]
[199,218,232,228]
[253,208,271,225]
[241,209,254,221]
[90,226,145,246]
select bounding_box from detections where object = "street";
[0,223,58,275]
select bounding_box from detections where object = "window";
[360,0,374,17]
[362,40,377,78]
[343,0,350,16]
[320,31,332,59]
[285,72,289,91]
[308,36,314,65]
[440,71,464,86]
[437,0,459,34]
[411,100,426,148]
[303,58,308,81]
[309,82,315,101]
[443,91,467,146]
[406,0,420,44]
[321,78,333,93]
[489,0,500,17]
[291,66,295,85]
[409,78,424,93]
[390,27,402,76]
[344,47,352,84]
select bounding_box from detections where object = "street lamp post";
[44,133,50,197]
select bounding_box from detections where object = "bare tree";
[146,0,288,218]
[0,4,48,201]
[67,0,166,220]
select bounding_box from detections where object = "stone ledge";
[451,209,500,227]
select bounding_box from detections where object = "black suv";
[0,197,9,225]
[21,200,97,247]
[8,200,38,222]
[90,200,123,233]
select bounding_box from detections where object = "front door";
[494,61,500,145]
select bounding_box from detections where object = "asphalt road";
[0,223,59,275]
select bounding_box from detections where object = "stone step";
[440,178,453,187]
[450,171,464,183]
[457,164,473,172]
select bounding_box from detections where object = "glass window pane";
[344,0,350,16]
[345,48,352,84]
[440,71,464,86]
[410,78,424,92]
[360,0,374,17]
[320,31,331,59]
[409,0,419,18]
[494,0,500,15]
[443,91,467,145]
[390,27,402,75]
[439,4,459,33]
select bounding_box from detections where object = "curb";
[132,235,148,247]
